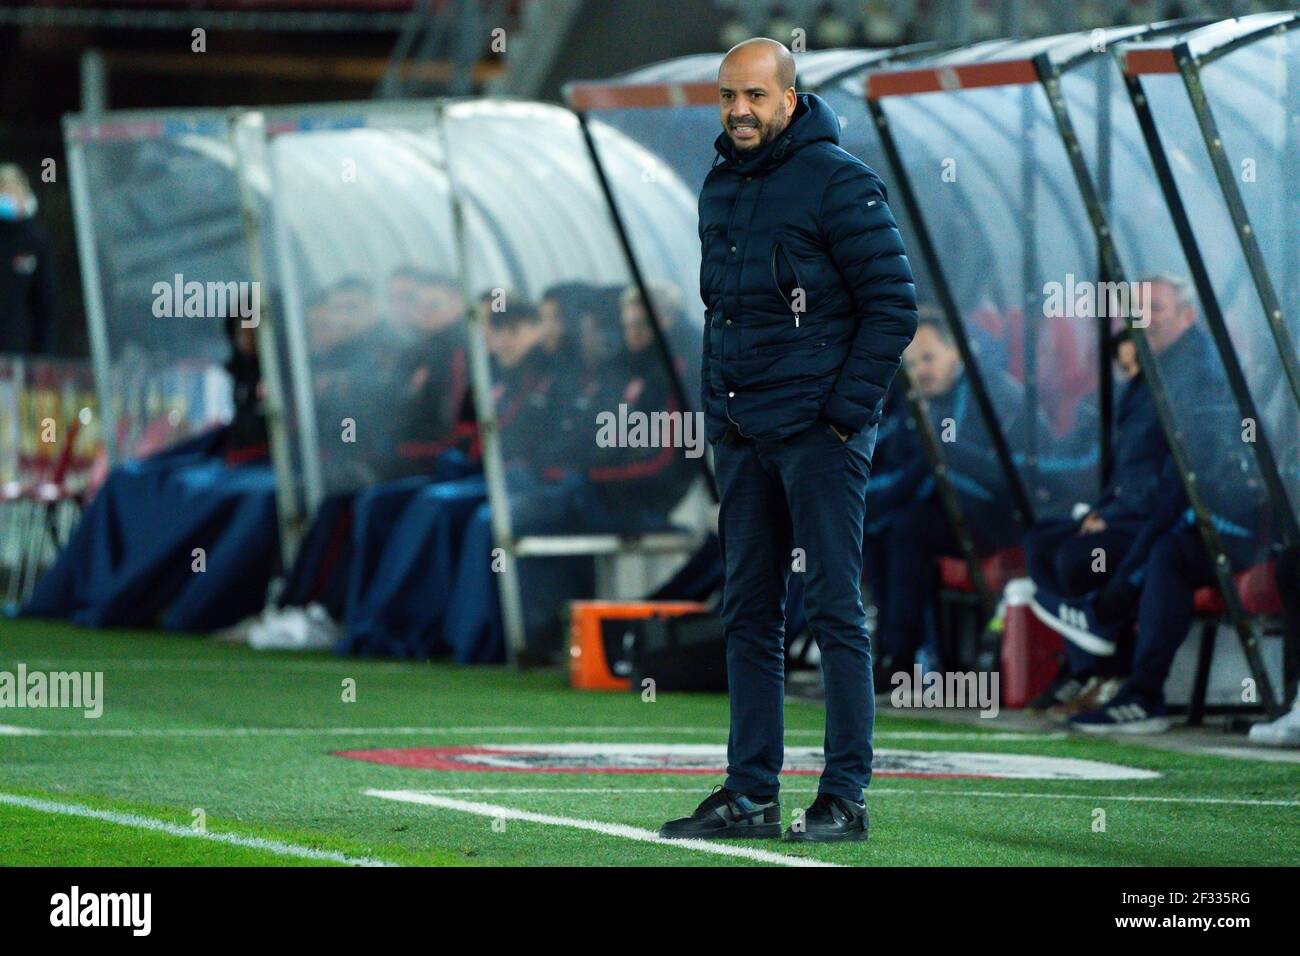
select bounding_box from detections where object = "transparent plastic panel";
[1202,32,1300,335]
[263,112,471,503]
[1140,71,1300,527]
[879,82,1101,524]
[1200,31,1300,500]
[825,78,1027,552]
[67,117,246,461]
[1058,57,1278,572]
[585,108,709,404]
[442,100,703,541]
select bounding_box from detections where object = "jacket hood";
[713,92,840,174]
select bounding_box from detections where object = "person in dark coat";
[0,164,58,354]
[660,38,917,845]
[484,294,556,490]
[619,280,699,402]
[388,270,475,471]
[1022,330,1157,712]
[864,314,1027,684]
[221,312,269,466]
[1060,277,1272,733]
[1025,278,1225,705]
[579,291,696,529]
[312,276,396,489]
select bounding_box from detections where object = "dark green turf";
[1,618,1296,866]
[0,801,339,866]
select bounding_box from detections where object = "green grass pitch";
[1,618,1296,867]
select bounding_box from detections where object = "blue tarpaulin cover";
[22,428,278,632]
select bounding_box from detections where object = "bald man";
[659,39,917,843]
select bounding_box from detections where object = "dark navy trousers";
[714,419,877,803]
[1130,523,1218,703]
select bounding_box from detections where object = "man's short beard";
[732,100,789,151]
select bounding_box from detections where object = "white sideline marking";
[399,787,1300,808]
[0,658,414,673]
[0,792,397,867]
[0,725,1064,740]
[365,789,839,867]
[878,731,1068,741]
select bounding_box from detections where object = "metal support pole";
[868,98,1037,529]
[1123,70,1284,717]
[435,102,528,666]
[573,111,717,503]
[230,110,305,571]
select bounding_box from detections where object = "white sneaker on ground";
[1248,701,1300,748]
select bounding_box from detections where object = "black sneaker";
[658,786,782,840]
[784,793,869,843]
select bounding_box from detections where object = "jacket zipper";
[770,242,804,328]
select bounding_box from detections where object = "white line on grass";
[0,724,1065,740]
[397,786,1300,808]
[365,789,840,867]
[0,658,414,673]
[0,792,398,867]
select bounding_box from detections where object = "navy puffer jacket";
[699,92,918,443]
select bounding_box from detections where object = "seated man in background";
[865,312,1027,683]
[537,281,595,386]
[1024,330,1161,717]
[618,281,697,394]
[482,292,596,657]
[536,282,614,467]
[221,311,269,466]
[485,294,557,495]
[388,269,475,470]
[577,286,697,530]
[312,275,401,488]
[1025,276,1264,733]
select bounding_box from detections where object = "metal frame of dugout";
[1123,14,1300,533]
[1116,12,1300,716]
[863,31,1153,634]
[1122,15,1300,523]
[565,44,1031,636]
[1050,20,1290,718]
[861,17,1286,716]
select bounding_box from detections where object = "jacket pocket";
[770,241,806,324]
